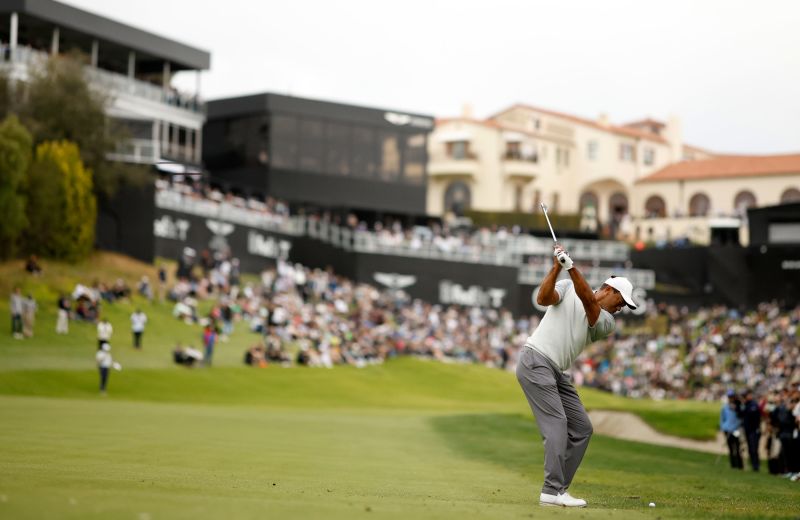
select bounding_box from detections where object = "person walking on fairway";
[203,321,218,366]
[130,308,147,349]
[97,317,113,349]
[517,244,637,508]
[95,342,121,395]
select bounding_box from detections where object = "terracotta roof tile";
[638,154,800,183]
[490,104,669,144]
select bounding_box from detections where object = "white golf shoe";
[539,493,560,506]
[539,491,587,507]
[559,491,587,507]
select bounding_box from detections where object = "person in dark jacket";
[740,390,762,472]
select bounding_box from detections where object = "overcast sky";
[65,0,800,154]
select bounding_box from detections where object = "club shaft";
[541,204,558,243]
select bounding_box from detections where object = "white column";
[162,121,169,155]
[152,120,161,161]
[128,51,136,78]
[162,61,171,90]
[91,40,98,67]
[172,123,179,158]
[194,127,202,164]
[195,70,201,96]
[10,12,18,52]
[188,129,195,162]
[51,27,59,55]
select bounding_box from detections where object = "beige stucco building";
[427,104,800,245]
[427,105,680,228]
[631,155,800,245]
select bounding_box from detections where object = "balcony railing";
[504,150,538,162]
[107,138,158,164]
[0,45,203,114]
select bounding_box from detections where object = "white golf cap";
[603,276,637,309]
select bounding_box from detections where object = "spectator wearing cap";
[721,390,744,469]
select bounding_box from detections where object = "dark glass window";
[298,118,325,173]
[326,122,351,175]
[403,133,426,184]
[352,126,376,178]
[379,131,400,180]
[271,114,299,169]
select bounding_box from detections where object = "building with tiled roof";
[630,154,800,245]
[426,103,681,235]
[427,102,799,245]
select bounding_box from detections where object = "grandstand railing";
[155,189,304,236]
[155,188,656,283]
[491,235,629,262]
[518,264,656,290]
[305,220,521,266]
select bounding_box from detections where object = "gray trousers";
[516,347,593,495]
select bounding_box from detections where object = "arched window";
[733,190,757,216]
[444,181,471,216]
[579,191,598,211]
[780,188,800,204]
[644,195,666,218]
[688,193,711,217]
[609,192,628,217]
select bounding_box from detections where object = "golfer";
[517,244,637,508]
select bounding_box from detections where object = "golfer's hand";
[554,245,573,270]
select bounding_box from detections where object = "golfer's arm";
[536,263,562,306]
[567,267,601,325]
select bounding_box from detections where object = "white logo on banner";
[206,219,235,252]
[384,111,434,129]
[373,272,417,290]
[154,215,190,240]
[781,260,800,270]
[439,280,506,308]
[247,232,291,259]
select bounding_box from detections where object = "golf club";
[540,203,558,243]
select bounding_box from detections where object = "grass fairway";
[1,254,797,518]
[0,363,797,519]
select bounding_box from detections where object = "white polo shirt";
[525,279,616,371]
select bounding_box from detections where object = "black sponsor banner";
[96,182,155,263]
[153,208,293,274]
[356,253,520,311]
[290,236,358,280]
[747,245,800,307]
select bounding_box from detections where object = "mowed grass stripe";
[0,396,795,520]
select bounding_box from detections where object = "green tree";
[25,141,96,261]
[0,114,33,259]
[19,53,148,197]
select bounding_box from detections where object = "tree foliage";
[25,141,96,261]
[0,115,33,259]
[20,54,124,195]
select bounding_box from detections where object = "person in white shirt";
[97,317,113,349]
[517,244,637,509]
[95,342,121,394]
[130,309,148,349]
